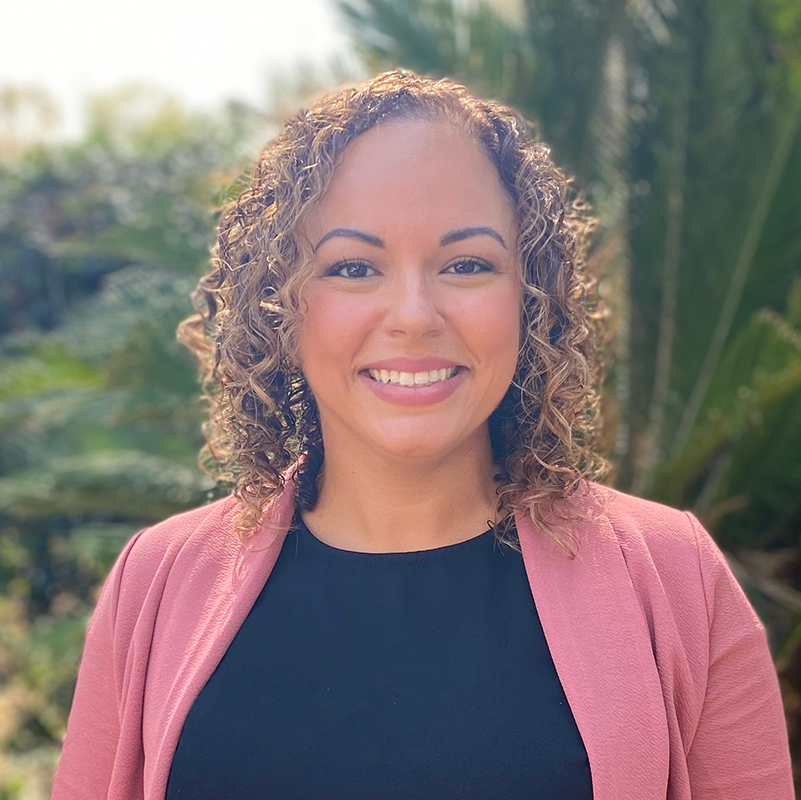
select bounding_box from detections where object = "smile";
[358,366,468,406]
[365,366,462,387]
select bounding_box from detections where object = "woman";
[51,70,793,799]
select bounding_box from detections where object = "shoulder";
[80,494,245,670]
[580,482,719,631]
[102,494,241,621]
[582,481,759,640]
[584,480,705,569]
[108,466,300,617]
[125,494,240,571]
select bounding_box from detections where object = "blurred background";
[1,0,800,795]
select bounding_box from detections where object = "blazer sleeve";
[50,527,150,799]
[683,511,794,799]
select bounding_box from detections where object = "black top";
[166,513,593,799]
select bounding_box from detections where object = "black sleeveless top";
[165,513,593,799]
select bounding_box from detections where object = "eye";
[325,259,377,279]
[443,257,494,275]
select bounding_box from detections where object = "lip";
[361,357,464,372]
[358,366,468,406]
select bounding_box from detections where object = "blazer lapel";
[514,487,670,800]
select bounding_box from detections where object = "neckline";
[291,511,495,557]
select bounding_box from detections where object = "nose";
[382,268,446,339]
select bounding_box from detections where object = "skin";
[295,118,523,552]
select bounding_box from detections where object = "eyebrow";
[440,226,507,249]
[313,226,508,252]
[313,228,385,251]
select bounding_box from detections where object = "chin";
[365,421,467,461]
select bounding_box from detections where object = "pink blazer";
[50,471,794,799]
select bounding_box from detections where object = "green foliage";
[0,90,257,796]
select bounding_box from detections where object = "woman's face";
[296,118,523,463]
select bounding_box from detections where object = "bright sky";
[1,0,355,138]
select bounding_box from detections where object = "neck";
[300,427,501,553]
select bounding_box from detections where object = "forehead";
[302,119,516,243]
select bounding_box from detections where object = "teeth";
[367,367,459,386]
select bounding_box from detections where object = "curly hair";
[176,68,611,557]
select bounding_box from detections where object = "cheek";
[457,287,521,370]
[297,291,374,373]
